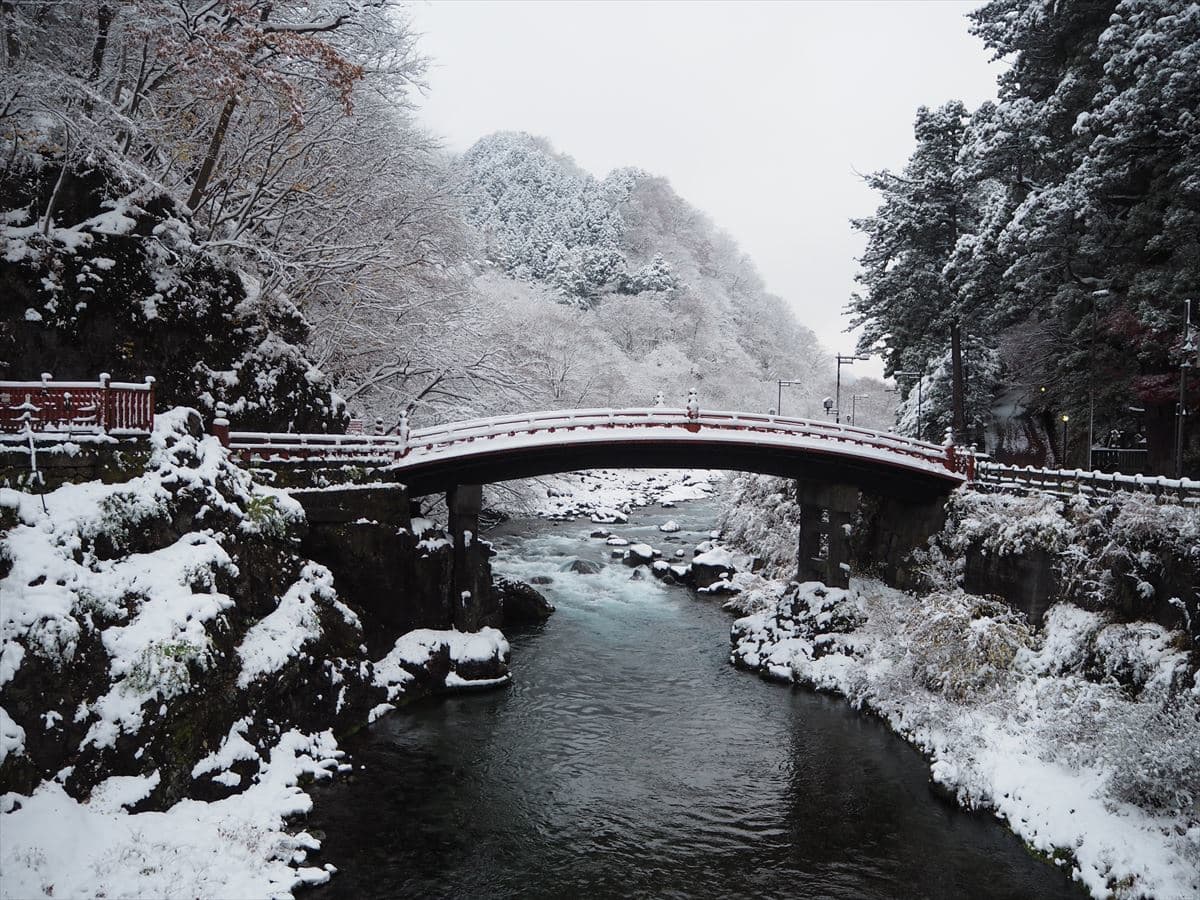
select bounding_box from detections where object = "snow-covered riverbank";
[0,412,510,900]
[721,474,1200,899]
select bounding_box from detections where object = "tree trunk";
[950,320,966,443]
[187,96,237,211]
[89,4,114,81]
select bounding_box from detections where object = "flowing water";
[307,492,1081,899]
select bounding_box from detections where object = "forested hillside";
[851,0,1199,474]
[0,2,828,435]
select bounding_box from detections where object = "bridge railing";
[226,407,963,477]
[0,374,156,436]
[975,461,1200,504]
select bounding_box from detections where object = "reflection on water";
[307,496,1081,899]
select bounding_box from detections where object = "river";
[306,490,1082,899]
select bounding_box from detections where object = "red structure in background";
[0,374,156,434]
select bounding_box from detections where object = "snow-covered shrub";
[1,169,346,433]
[0,410,371,806]
[718,474,799,579]
[942,490,1076,557]
[1088,623,1190,697]
[906,592,1033,700]
[124,640,208,700]
[1101,690,1200,819]
[241,494,295,541]
[89,490,170,558]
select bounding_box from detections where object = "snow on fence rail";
[0,374,156,435]
[975,460,1200,504]
[225,407,971,479]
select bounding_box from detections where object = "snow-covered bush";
[0,410,370,806]
[1,179,347,432]
[940,488,1200,648]
[905,592,1033,700]
[718,474,800,578]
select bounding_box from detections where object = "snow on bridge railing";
[0,374,156,436]
[225,407,969,478]
[975,460,1200,504]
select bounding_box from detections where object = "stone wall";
[292,485,499,656]
[0,437,151,490]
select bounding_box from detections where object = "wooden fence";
[0,375,156,435]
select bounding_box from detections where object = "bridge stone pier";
[291,483,497,651]
[795,480,860,589]
[447,484,489,632]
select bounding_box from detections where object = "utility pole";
[950,322,966,443]
[850,394,869,427]
[776,379,803,417]
[835,354,869,424]
[1088,290,1108,471]
[1177,299,1195,478]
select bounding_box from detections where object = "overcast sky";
[408,0,1001,379]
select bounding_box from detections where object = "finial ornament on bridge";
[397,411,411,455]
[685,388,700,432]
[653,391,665,408]
[213,401,230,447]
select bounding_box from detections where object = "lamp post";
[1177,299,1195,478]
[776,379,803,417]
[894,371,923,439]
[1061,414,1070,466]
[849,394,869,427]
[835,354,869,424]
[1088,289,1108,471]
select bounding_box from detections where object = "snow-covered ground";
[530,468,720,522]
[719,473,1200,899]
[730,580,1199,899]
[0,410,511,899]
[2,730,347,899]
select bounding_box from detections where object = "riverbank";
[0,412,510,899]
[722,474,1200,900]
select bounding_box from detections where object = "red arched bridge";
[220,407,974,501]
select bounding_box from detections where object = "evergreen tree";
[849,101,979,437]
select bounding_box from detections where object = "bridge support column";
[447,484,490,631]
[795,480,859,590]
[855,494,948,590]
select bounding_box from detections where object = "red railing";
[0,374,156,435]
[225,407,970,482]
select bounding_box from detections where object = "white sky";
[408,0,1001,379]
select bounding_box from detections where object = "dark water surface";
[307,492,1081,899]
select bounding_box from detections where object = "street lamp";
[835,354,870,424]
[1061,414,1070,466]
[893,371,923,439]
[776,379,803,417]
[849,394,869,427]
[1177,299,1195,478]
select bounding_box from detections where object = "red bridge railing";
[0,374,156,435]
[224,407,970,481]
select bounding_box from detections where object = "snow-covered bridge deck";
[226,407,972,499]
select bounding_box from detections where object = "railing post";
[212,401,230,447]
[397,411,410,457]
[144,376,156,430]
[374,417,385,436]
[98,372,111,433]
